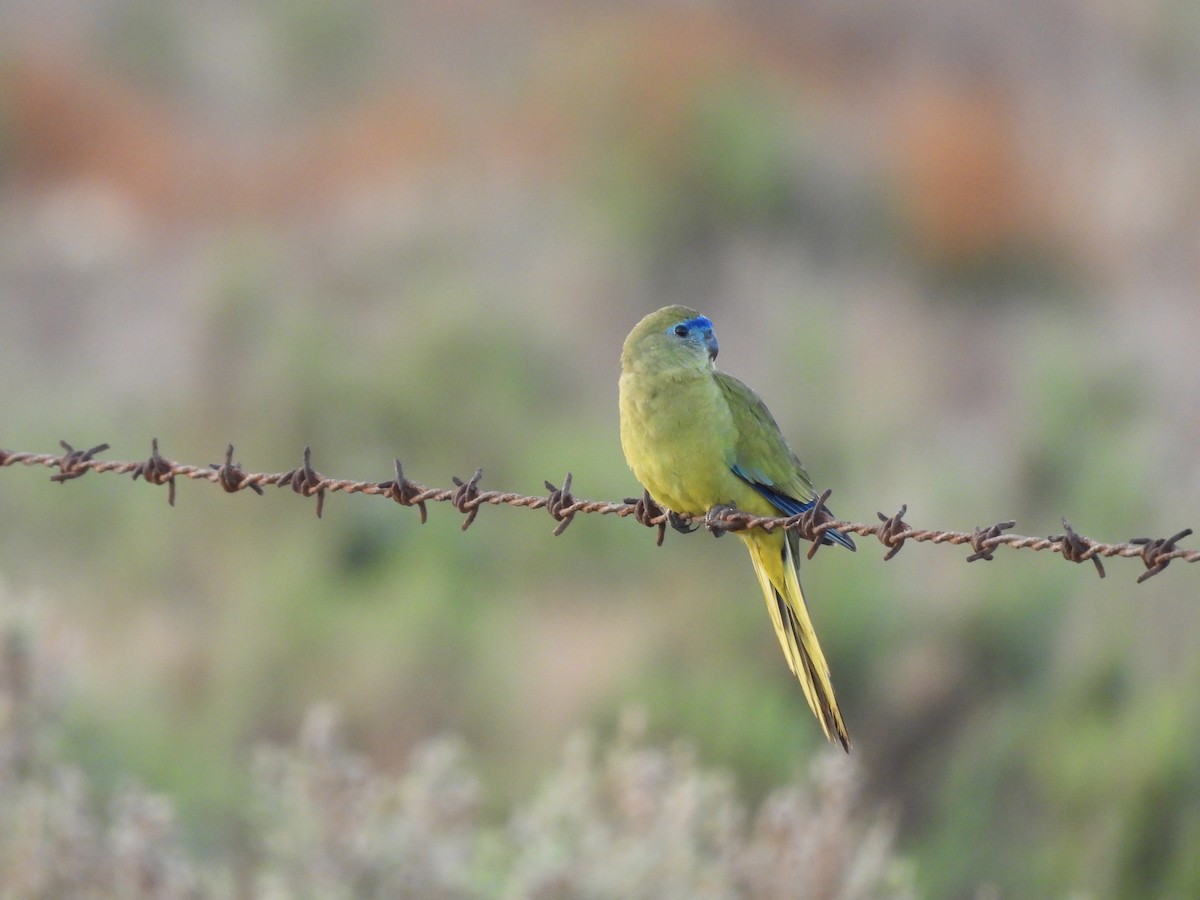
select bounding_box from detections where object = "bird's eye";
[673,324,689,337]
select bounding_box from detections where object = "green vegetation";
[3,3,1199,895]
[0,611,913,897]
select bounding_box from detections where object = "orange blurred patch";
[889,78,1029,263]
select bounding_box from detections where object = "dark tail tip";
[824,527,857,552]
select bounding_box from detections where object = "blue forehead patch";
[669,316,714,334]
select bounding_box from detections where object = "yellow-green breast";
[619,366,762,517]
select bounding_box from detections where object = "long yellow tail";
[744,531,850,751]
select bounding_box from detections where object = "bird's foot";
[668,510,698,534]
[703,503,744,538]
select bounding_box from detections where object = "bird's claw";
[668,511,698,534]
[703,503,742,538]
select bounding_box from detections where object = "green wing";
[715,370,855,550]
[713,370,816,501]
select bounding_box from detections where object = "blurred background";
[2,1,1200,896]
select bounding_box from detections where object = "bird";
[619,306,855,750]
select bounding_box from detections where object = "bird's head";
[620,305,719,374]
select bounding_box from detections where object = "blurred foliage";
[0,609,914,898]
[3,2,1200,897]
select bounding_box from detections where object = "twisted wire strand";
[1,439,1195,584]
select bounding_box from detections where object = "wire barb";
[1131,528,1193,583]
[450,469,484,531]
[384,460,428,524]
[211,445,265,495]
[800,489,835,560]
[966,521,1017,563]
[544,473,579,536]
[876,505,911,561]
[1051,517,1105,578]
[51,440,110,483]
[283,446,326,518]
[130,438,177,506]
[4,439,1198,584]
[627,490,668,547]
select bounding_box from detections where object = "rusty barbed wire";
[1,439,1196,584]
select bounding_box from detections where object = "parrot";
[619,305,855,751]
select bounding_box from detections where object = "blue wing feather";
[731,464,856,551]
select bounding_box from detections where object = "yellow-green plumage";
[619,305,851,750]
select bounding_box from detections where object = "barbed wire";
[1,439,1195,584]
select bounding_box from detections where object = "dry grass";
[0,601,914,899]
